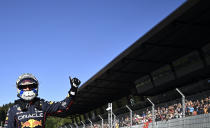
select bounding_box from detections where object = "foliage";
[0,102,14,126]
[45,116,72,128]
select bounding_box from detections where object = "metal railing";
[60,90,210,128]
[120,113,210,128]
[61,113,210,128]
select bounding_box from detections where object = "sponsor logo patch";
[21,119,42,128]
[18,112,43,120]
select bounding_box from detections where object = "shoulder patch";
[17,107,22,111]
[49,101,54,104]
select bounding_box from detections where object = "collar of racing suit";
[15,97,43,111]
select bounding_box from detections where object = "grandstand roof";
[66,0,210,115]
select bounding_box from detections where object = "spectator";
[188,105,194,116]
[203,105,208,114]
[88,93,210,128]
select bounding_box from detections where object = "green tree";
[45,116,72,128]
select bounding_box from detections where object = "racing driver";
[4,73,80,128]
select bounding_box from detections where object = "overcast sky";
[0,0,185,106]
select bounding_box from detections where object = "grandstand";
[59,0,210,128]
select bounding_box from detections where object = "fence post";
[112,112,116,128]
[147,98,155,128]
[68,124,72,128]
[74,123,78,128]
[81,121,85,128]
[107,103,113,128]
[176,88,185,118]
[176,88,186,127]
[88,118,93,128]
[125,105,132,127]
[98,115,104,128]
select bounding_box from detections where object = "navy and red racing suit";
[5,77,79,128]
[4,94,74,128]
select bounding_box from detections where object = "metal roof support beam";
[169,63,178,79]
[123,58,163,64]
[173,20,210,30]
[91,91,117,96]
[96,78,131,84]
[108,69,146,75]
[87,85,130,90]
[72,103,100,108]
[76,95,107,99]
[76,99,105,104]
[145,43,197,50]
[78,90,116,96]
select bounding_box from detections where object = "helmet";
[16,73,39,101]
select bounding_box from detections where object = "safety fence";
[119,113,210,128]
[59,90,210,128]
[60,113,210,128]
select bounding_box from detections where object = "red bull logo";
[21,119,42,128]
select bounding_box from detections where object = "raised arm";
[42,77,81,115]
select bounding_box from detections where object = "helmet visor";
[18,84,38,90]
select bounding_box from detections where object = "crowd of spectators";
[112,91,210,127]
[119,95,210,127]
[61,93,210,128]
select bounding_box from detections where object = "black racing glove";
[68,77,81,98]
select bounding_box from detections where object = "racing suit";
[5,78,79,128]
